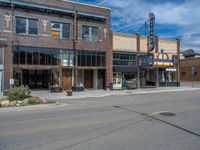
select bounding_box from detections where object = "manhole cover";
[152,111,175,116]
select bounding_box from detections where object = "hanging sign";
[148,13,155,52]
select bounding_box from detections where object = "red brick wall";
[0,0,111,90]
[180,58,200,81]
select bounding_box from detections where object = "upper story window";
[51,22,70,39]
[16,17,38,35]
[113,53,136,66]
[82,26,99,42]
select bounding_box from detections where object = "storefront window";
[78,50,105,67]
[159,70,176,82]
[39,49,46,65]
[62,50,68,66]
[113,52,136,67]
[69,51,74,66]
[13,46,61,66]
[26,48,32,65]
[33,51,39,65]
[52,50,60,66]
[19,48,26,64]
[77,70,84,86]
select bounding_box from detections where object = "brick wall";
[0,0,111,90]
[180,58,200,81]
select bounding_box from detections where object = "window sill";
[16,34,38,37]
[51,37,72,40]
[80,39,99,43]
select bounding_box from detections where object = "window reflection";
[78,50,105,67]
[113,52,136,67]
[13,46,61,66]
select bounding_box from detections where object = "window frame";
[82,25,99,42]
[16,17,38,35]
[51,22,70,39]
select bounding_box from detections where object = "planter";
[66,90,72,96]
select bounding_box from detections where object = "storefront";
[13,46,62,89]
[139,49,178,87]
[73,50,106,90]
[113,52,137,90]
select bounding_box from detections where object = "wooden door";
[84,70,93,89]
[62,69,72,90]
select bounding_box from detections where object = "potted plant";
[66,89,72,96]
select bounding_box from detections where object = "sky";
[73,0,200,52]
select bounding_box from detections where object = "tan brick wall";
[159,38,177,54]
[140,36,148,53]
[113,32,137,52]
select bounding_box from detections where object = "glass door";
[113,72,122,90]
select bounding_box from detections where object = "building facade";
[180,53,200,81]
[112,32,180,90]
[0,0,112,92]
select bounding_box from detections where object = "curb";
[47,87,200,100]
[0,102,68,113]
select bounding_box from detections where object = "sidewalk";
[31,86,200,101]
[181,81,200,88]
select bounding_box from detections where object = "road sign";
[192,66,195,75]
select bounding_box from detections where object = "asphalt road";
[0,90,200,150]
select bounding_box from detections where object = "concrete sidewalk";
[31,86,200,101]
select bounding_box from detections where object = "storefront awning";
[113,66,137,73]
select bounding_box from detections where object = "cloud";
[74,0,200,51]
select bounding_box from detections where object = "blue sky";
[73,0,200,52]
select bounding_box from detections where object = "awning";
[113,66,137,73]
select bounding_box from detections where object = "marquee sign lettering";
[148,13,155,52]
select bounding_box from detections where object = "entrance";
[84,70,93,89]
[22,70,50,89]
[113,72,122,90]
[62,69,72,90]
[140,69,156,87]
[98,69,105,89]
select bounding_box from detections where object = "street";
[0,90,200,150]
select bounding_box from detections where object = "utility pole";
[10,0,14,89]
[73,11,78,88]
[136,33,140,89]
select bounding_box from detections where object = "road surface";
[0,90,200,150]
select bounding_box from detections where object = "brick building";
[0,0,112,93]
[180,57,200,81]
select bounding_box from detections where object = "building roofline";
[0,0,107,20]
[113,32,136,38]
[59,0,111,10]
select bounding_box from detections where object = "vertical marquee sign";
[148,13,155,53]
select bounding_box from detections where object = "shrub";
[27,97,42,105]
[8,85,31,101]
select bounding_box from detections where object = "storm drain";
[152,111,175,116]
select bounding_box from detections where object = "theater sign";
[139,49,175,68]
[154,49,175,67]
